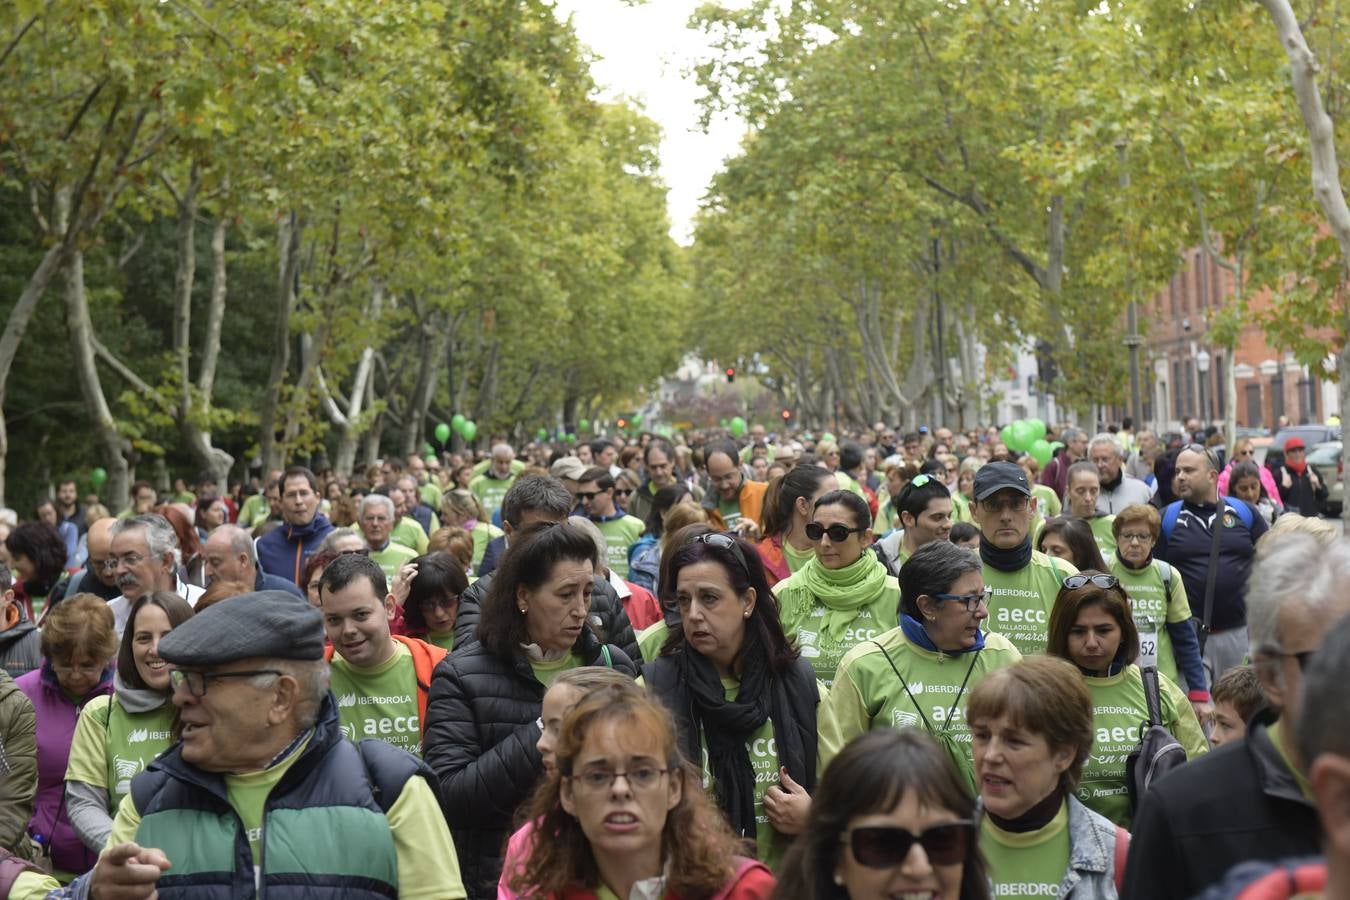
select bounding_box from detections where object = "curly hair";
[511,686,745,896]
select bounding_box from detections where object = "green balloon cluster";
[1000,419,1049,461]
[439,414,477,443]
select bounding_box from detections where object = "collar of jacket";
[1247,708,1315,808]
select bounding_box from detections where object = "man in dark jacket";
[1123,532,1350,900]
[1273,437,1328,517]
[46,517,120,606]
[201,524,305,599]
[455,474,639,662]
[256,466,334,585]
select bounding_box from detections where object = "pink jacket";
[1217,463,1283,510]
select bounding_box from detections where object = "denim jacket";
[1060,794,1123,899]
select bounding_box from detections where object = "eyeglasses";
[1118,532,1153,545]
[614,488,634,498]
[1063,573,1120,591]
[1236,449,1255,457]
[567,766,670,793]
[933,586,993,611]
[419,595,460,613]
[842,821,974,868]
[977,496,1029,513]
[805,522,868,543]
[693,532,753,577]
[575,491,601,502]
[338,548,370,556]
[53,661,104,677]
[169,668,284,697]
[110,552,147,569]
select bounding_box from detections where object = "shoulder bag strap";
[1199,501,1226,651]
[1141,666,1164,728]
[870,641,935,733]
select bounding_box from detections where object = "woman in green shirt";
[1045,572,1208,828]
[774,490,900,686]
[757,466,839,587]
[1037,518,1108,573]
[439,488,503,571]
[967,657,1125,899]
[65,591,194,854]
[401,552,466,652]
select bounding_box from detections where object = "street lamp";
[1196,349,1211,423]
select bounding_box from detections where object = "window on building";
[1246,384,1263,428]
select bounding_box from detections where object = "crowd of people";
[0,418,1345,899]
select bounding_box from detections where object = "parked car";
[1306,440,1343,518]
[1266,426,1343,472]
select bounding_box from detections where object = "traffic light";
[725,366,736,383]
[781,409,791,422]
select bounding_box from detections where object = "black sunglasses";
[1063,573,1120,591]
[843,821,974,868]
[1184,443,1221,471]
[693,532,752,577]
[575,491,602,501]
[805,522,867,543]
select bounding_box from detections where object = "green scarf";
[792,552,890,641]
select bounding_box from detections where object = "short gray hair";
[256,658,330,729]
[1089,433,1121,456]
[1297,612,1350,763]
[211,524,257,564]
[112,514,181,567]
[1061,427,1087,444]
[320,527,367,552]
[566,516,607,568]
[359,493,395,520]
[1248,533,1350,658]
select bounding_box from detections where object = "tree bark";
[64,248,131,510]
[324,282,385,477]
[259,212,301,472]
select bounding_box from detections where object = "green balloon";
[1049,441,1064,452]
[423,443,436,457]
[566,433,577,443]
[434,422,451,444]
[537,427,549,440]
[1027,418,1047,442]
[578,418,590,432]
[730,416,747,438]
[90,466,108,489]
[1030,438,1053,467]
[450,413,467,434]
[821,432,836,443]
[460,420,477,442]
[1011,420,1037,451]
[425,455,438,466]
[1000,424,1015,447]
[720,418,729,428]
[631,413,643,426]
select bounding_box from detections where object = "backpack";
[1125,666,1188,816]
[1159,495,1253,545]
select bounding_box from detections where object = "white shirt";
[109,577,205,638]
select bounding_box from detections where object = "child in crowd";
[1210,664,1266,748]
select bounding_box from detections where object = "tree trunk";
[259,211,301,472]
[327,283,385,477]
[64,248,131,510]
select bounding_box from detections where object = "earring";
[519,606,527,614]
[744,610,751,619]
[833,873,845,886]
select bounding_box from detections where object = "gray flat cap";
[158,590,325,667]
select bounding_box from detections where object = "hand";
[1310,470,1322,488]
[763,767,811,836]
[91,842,171,900]
[734,519,761,541]
[1282,469,1293,489]
[390,562,419,609]
[1190,699,1215,732]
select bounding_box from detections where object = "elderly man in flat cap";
[52,589,466,900]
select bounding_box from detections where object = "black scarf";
[979,534,1032,572]
[1115,548,1152,570]
[677,626,807,839]
[986,786,1065,833]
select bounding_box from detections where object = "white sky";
[552,0,749,245]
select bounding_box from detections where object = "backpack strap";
[1141,666,1164,728]
[1046,554,1065,586]
[1113,825,1130,892]
[1160,501,1182,545]
[871,641,935,733]
[1152,558,1172,591]
[1219,495,1254,531]
[601,645,613,668]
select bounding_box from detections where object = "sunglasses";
[843,822,974,868]
[1184,443,1221,470]
[575,491,602,502]
[614,488,634,498]
[805,522,867,543]
[693,532,752,577]
[1063,573,1120,591]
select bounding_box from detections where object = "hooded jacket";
[255,512,335,585]
[0,670,37,856]
[0,611,40,679]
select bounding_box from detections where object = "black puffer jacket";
[453,571,642,663]
[424,628,638,899]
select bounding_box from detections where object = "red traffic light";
[781,409,791,420]
[725,367,736,383]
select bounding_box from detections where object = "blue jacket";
[255,514,334,586]
[253,568,305,600]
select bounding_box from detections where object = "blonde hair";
[1257,513,1340,555]
[41,593,117,664]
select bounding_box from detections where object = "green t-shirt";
[330,642,424,756]
[1108,557,1193,687]
[239,494,271,529]
[470,521,503,566]
[369,541,419,581]
[1087,514,1117,560]
[66,694,177,811]
[1077,665,1208,827]
[983,551,1076,656]
[873,491,899,533]
[782,540,815,575]
[229,736,311,863]
[951,492,972,524]
[980,801,1071,899]
[390,517,429,555]
[1033,484,1062,518]
[773,570,901,688]
[817,625,1022,788]
[528,652,583,688]
[596,515,645,578]
[425,630,455,652]
[637,619,670,661]
[469,472,517,517]
[718,496,743,530]
[835,470,866,500]
[419,482,441,510]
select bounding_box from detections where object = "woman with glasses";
[14,594,116,880]
[1106,505,1210,710]
[424,522,638,899]
[775,729,988,900]
[508,685,776,899]
[757,467,841,587]
[643,531,820,870]
[440,488,504,573]
[65,592,194,855]
[967,657,1126,898]
[399,552,466,651]
[1045,572,1207,827]
[1216,439,1283,511]
[818,540,1021,790]
[775,491,899,687]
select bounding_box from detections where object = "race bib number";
[1136,615,1159,669]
